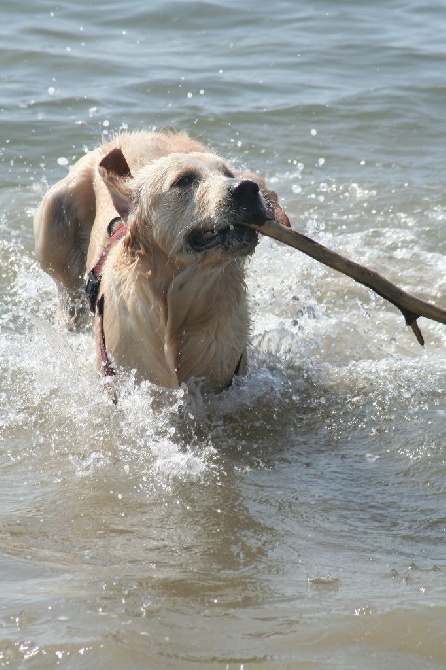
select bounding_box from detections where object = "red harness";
[85,217,244,386]
[85,217,125,377]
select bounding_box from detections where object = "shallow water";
[1,1,446,668]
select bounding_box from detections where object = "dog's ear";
[98,148,133,220]
[241,171,291,228]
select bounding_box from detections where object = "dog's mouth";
[187,224,259,254]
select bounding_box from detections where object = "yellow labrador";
[34,131,289,392]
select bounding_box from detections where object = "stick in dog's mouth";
[241,216,446,345]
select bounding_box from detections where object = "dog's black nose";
[228,179,260,206]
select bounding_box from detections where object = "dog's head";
[99,148,289,266]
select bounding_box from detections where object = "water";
[1,0,446,667]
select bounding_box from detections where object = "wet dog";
[33,131,288,391]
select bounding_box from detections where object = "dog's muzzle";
[187,224,258,253]
[187,179,265,254]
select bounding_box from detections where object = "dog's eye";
[223,168,235,178]
[172,172,198,188]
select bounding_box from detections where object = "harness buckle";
[85,269,100,313]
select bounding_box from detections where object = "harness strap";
[96,295,116,378]
[85,217,126,378]
[85,217,126,313]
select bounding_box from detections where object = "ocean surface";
[1,1,446,668]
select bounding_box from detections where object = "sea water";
[1,1,445,667]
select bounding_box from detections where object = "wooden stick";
[246,218,446,346]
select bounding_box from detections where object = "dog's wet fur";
[34,130,289,391]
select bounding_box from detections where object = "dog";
[33,130,289,392]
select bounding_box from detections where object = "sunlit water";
[1,1,445,668]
